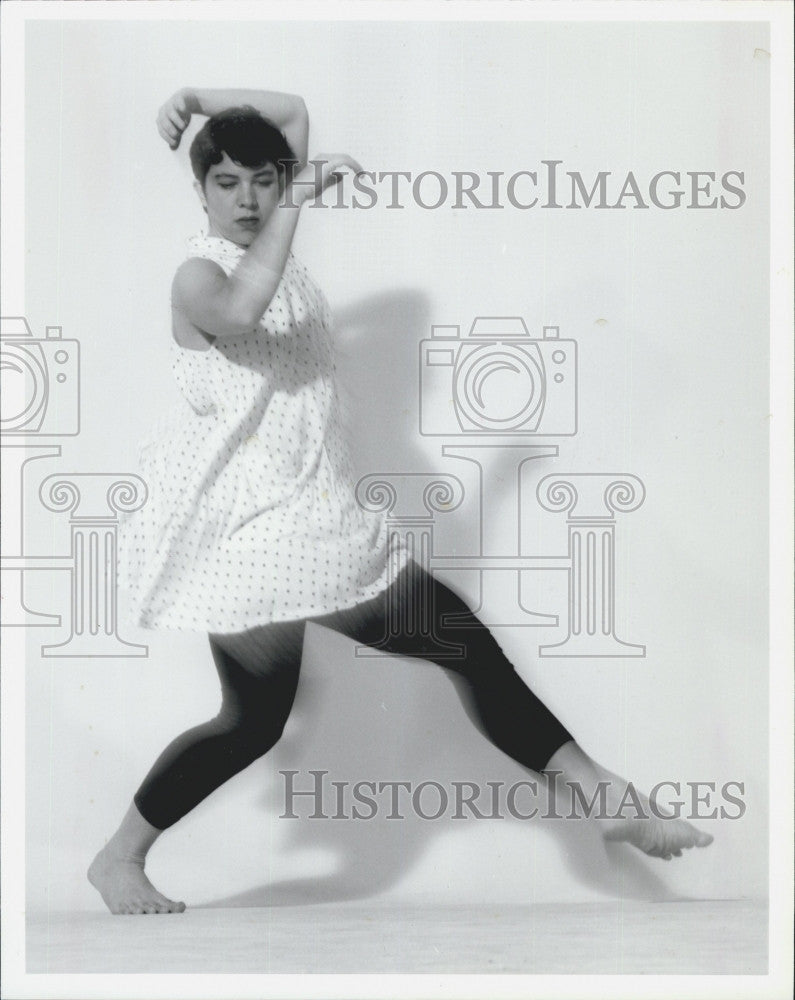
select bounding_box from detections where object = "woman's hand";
[290,154,365,205]
[156,89,197,150]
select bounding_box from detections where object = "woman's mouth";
[236,217,260,227]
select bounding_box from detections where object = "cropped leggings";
[134,560,573,830]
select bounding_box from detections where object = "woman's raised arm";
[157,87,309,170]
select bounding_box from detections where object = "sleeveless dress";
[117,232,405,634]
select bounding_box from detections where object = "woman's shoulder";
[182,231,301,278]
[171,255,226,302]
[169,255,233,345]
[184,231,245,270]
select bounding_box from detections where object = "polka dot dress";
[117,232,406,633]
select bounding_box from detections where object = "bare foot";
[600,770,714,861]
[602,813,714,860]
[544,741,715,862]
[88,846,186,914]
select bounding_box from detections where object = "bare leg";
[87,801,186,914]
[545,741,714,861]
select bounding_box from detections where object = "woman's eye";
[256,179,274,188]
[218,183,235,190]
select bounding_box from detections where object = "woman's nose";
[238,184,257,207]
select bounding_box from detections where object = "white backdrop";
[21,17,769,912]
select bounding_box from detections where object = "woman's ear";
[193,179,208,213]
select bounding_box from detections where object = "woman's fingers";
[166,108,188,133]
[317,153,365,177]
[341,156,365,176]
[162,118,179,141]
[156,94,191,149]
[156,118,178,149]
[316,155,366,194]
[290,153,367,203]
[162,127,180,149]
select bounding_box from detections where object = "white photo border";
[2,1,792,998]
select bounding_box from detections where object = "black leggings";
[134,561,573,830]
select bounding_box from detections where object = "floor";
[27,898,767,974]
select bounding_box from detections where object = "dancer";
[90,87,712,915]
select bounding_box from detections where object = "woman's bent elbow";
[218,297,275,336]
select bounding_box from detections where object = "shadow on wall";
[331,287,433,475]
[197,289,671,909]
[330,287,564,487]
[331,287,575,585]
[200,622,672,909]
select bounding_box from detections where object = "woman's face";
[199,152,281,247]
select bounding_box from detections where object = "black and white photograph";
[1,1,792,997]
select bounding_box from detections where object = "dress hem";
[125,553,411,636]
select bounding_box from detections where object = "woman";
[90,87,712,915]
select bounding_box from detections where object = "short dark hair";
[189,106,297,187]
